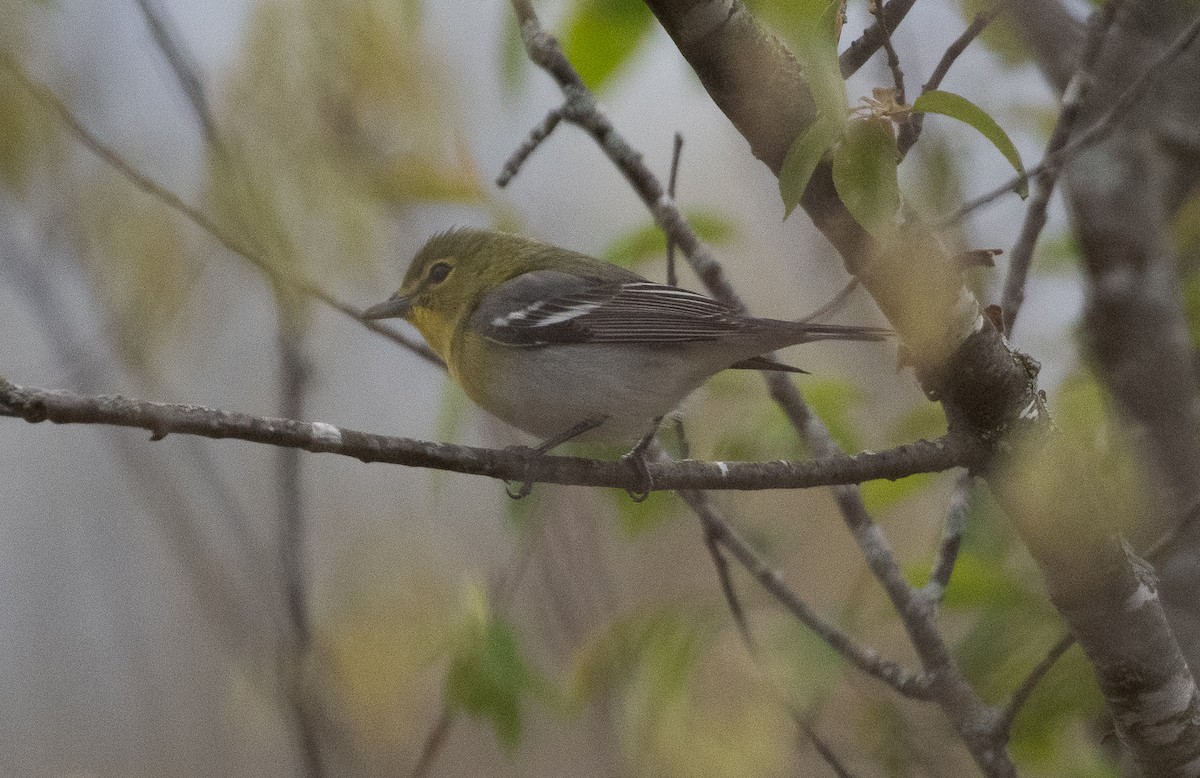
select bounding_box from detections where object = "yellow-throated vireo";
[364,228,886,458]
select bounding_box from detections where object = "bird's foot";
[621,417,663,502]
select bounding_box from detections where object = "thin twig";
[800,721,859,778]
[839,0,920,79]
[702,523,759,655]
[797,279,861,324]
[495,107,563,187]
[666,132,684,287]
[681,490,933,698]
[133,0,221,146]
[924,11,999,96]
[676,444,860,775]
[1000,0,1126,334]
[922,472,971,603]
[940,9,1200,228]
[409,709,455,778]
[997,632,1075,735]
[276,318,322,778]
[131,10,325,770]
[871,1,907,106]
[0,56,443,367]
[898,10,999,157]
[409,524,543,778]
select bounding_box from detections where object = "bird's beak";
[362,294,413,320]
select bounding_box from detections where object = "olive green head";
[362,227,581,356]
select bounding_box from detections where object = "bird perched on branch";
[364,228,887,495]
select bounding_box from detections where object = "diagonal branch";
[0,55,442,368]
[839,0,920,78]
[1000,0,1126,334]
[681,490,933,699]
[898,10,999,157]
[942,9,1200,227]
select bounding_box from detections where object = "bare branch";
[942,9,1200,227]
[701,520,759,655]
[666,132,684,287]
[922,472,972,603]
[898,10,999,157]
[799,721,860,778]
[1000,0,1126,334]
[872,2,908,107]
[409,709,454,778]
[133,0,221,146]
[839,0,920,78]
[997,632,1075,736]
[495,107,563,187]
[0,381,974,494]
[680,490,933,699]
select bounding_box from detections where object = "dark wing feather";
[472,274,745,346]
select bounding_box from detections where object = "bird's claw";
[621,448,654,502]
[505,479,535,500]
[503,444,536,500]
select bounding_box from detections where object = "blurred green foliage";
[778,0,848,217]
[602,210,738,268]
[446,595,548,751]
[210,0,483,289]
[561,0,655,91]
[958,0,1034,68]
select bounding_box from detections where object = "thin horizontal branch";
[0,381,973,494]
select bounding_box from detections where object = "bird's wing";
[471,271,745,346]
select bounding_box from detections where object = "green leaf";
[790,0,847,124]
[911,90,1028,197]
[561,0,654,91]
[831,117,900,236]
[445,616,535,751]
[779,119,840,218]
[602,210,739,268]
[777,0,847,218]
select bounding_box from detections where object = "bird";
[363,227,887,494]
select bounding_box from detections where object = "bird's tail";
[788,321,892,342]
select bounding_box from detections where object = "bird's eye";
[427,261,452,284]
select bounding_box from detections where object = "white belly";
[468,344,718,444]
